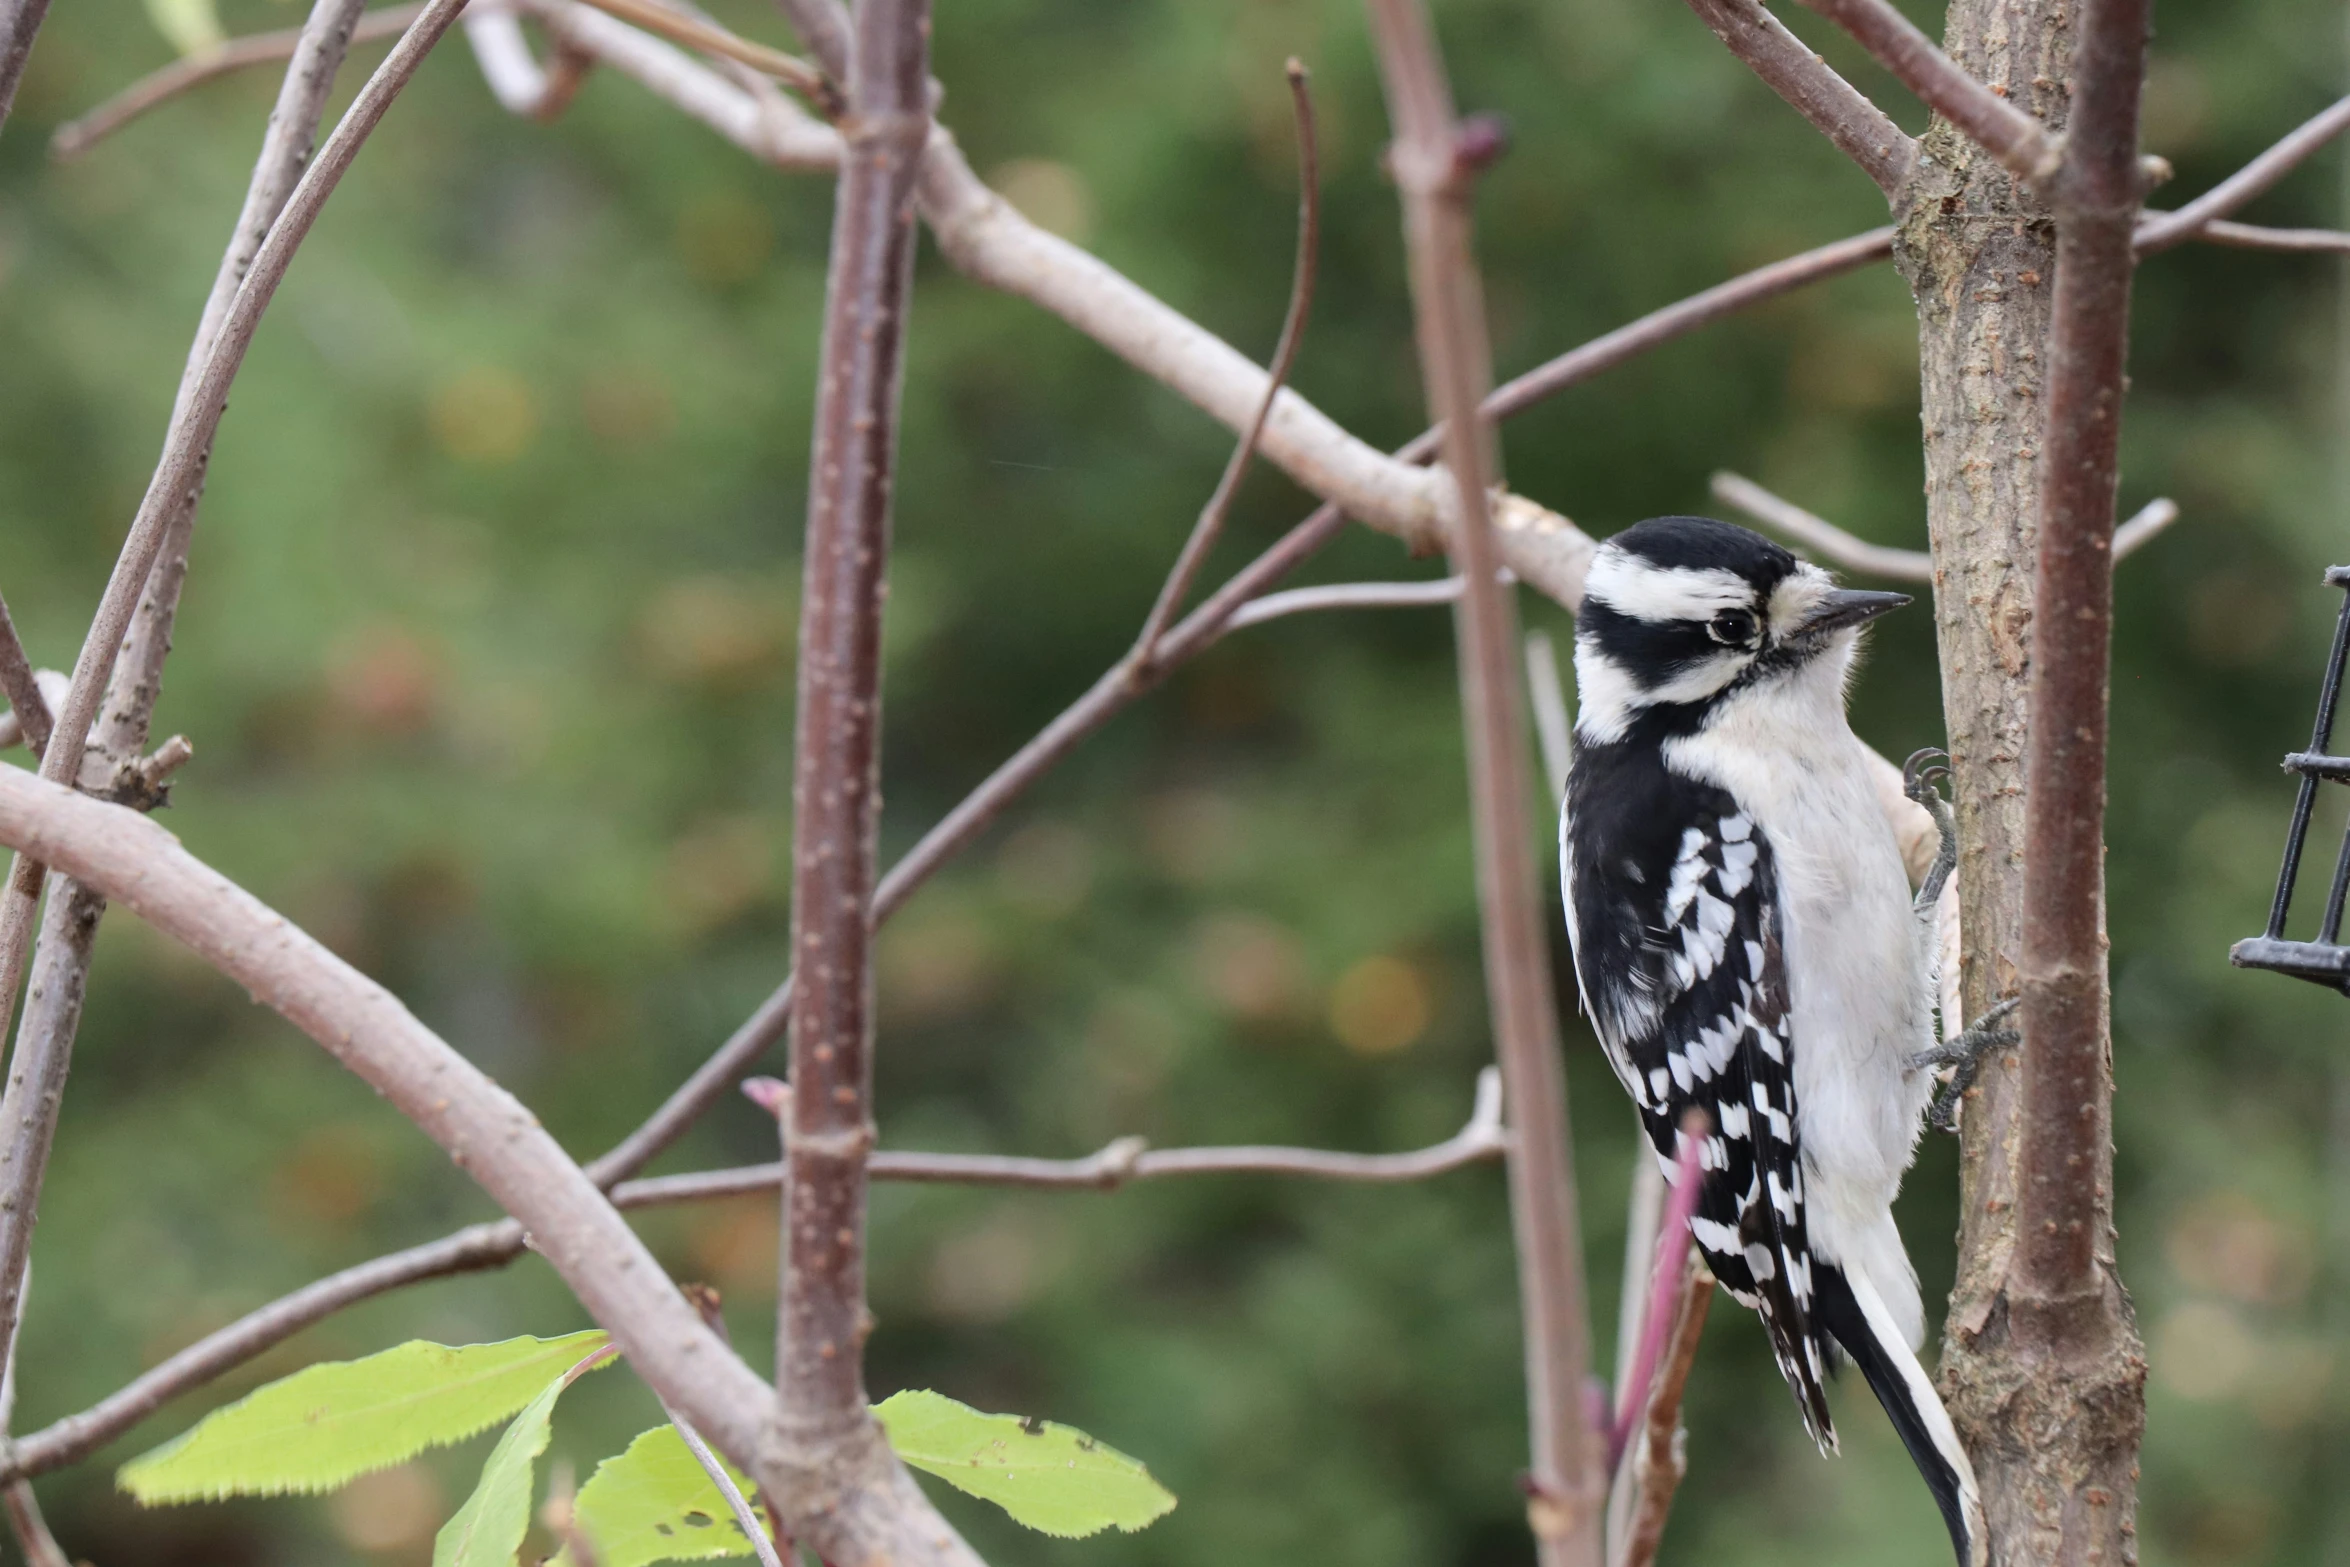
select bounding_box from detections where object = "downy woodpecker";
[1561,515,1986,1567]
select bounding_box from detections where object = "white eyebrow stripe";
[1584,555,1754,623]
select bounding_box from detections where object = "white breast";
[1661,645,1934,1338]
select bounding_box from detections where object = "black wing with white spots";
[1562,735,1834,1447]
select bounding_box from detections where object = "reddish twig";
[1365,3,1601,1561]
[1133,63,1320,658]
[772,2,976,1561]
[1675,0,1913,195]
[1797,0,2062,184]
[1608,1122,1707,1467]
[2015,0,2148,1340]
[1604,1255,1713,1567]
[47,4,424,160]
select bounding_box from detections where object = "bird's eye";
[1708,609,1758,647]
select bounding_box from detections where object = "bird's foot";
[1904,747,1958,915]
[1909,996,2021,1133]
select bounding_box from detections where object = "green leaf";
[141,0,225,56]
[873,1390,1176,1539]
[119,1332,611,1503]
[561,1425,760,1567]
[433,1358,586,1567]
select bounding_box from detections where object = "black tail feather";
[1813,1262,1985,1567]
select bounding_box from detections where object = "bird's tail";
[1814,1261,1988,1567]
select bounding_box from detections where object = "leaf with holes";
[559,1424,761,1567]
[873,1390,1175,1538]
[119,1332,611,1503]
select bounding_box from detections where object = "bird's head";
[1572,515,1908,744]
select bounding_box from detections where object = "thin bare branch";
[0,675,66,758]
[1133,61,1321,658]
[1676,0,1914,196]
[2113,495,2178,555]
[0,1483,66,1567]
[465,4,594,121]
[639,1069,1508,1200]
[563,0,825,101]
[1523,630,1572,807]
[1604,1255,1714,1567]
[1486,228,1895,421]
[0,765,780,1497]
[1715,472,2178,579]
[1710,471,1937,581]
[0,1262,63,1567]
[915,135,1490,574]
[1366,3,1601,1560]
[2014,0,2147,1346]
[0,0,424,1416]
[2185,219,2350,253]
[768,0,848,84]
[48,5,423,160]
[2135,93,2350,253]
[666,1411,788,1567]
[1227,576,1463,630]
[516,0,838,167]
[0,0,54,142]
[0,599,48,759]
[1797,0,2062,184]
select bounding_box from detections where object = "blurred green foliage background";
[0,0,2346,1560]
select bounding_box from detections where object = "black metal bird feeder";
[2233,566,2350,992]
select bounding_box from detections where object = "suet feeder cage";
[2232,565,2350,993]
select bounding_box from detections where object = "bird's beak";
[1790,588,1911,638]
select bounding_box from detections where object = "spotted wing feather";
[1564,758,1833,1447]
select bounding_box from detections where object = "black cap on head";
[1605,515,1798,586]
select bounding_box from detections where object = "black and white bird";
[1560,515,1986,1567]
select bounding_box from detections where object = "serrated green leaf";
[433,1361,578,1567]
[873,1390,1176,1538]
[142,0,224,56]
[119,1332,611,1503]
[559,1424,760,1567]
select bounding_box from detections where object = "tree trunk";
[1895,0,2148,1559]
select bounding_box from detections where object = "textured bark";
[1894,0,2147,1559]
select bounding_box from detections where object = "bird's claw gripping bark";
[1904,747,1958,915]
[1909,996,2020,1132]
